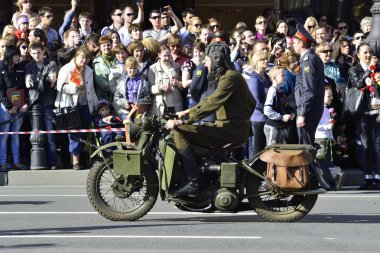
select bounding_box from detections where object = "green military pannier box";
[113,150,142,176]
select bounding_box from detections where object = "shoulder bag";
[54,84,82,130]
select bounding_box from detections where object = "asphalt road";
[0,186,379,253]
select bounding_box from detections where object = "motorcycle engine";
[213,188,240,211]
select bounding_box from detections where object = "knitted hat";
[17,15,29,26]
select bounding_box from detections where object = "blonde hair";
[250,51,268,69]
[315,41,331,54]
[304,16,318,31]
[268,66,284,82]
[2,25,17,38]
[125,56,139,69]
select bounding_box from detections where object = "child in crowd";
[113,56,152,120]
[315,85,342,188]
[14,15,29,40]
[263,66,295,145]
[95,100,124,144]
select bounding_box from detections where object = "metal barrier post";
[30,104,47,170]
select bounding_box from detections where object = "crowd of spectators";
[0,0,378,189]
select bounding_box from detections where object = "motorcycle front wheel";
[87,158,158,221]
[245,170,318,222]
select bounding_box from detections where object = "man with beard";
[165,32,256,196]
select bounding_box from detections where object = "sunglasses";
[257,21,266,25]
[125,13,135,17]
[114,13,123,16]
[20,45,28,50]
[355,36,365,40]
[194,24,202,28]
[170,44,181,48]
[320,49,333,54]
[308,25,316,29]
[210,25,219,30]
[338,26,347,30]
[44,15,54,19]
[151,16,161,20]
[23,0,32,4]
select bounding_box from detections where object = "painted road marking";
[0,235,262,239]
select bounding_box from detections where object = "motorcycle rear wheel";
[246,172,318,222]
[87,158,158,221]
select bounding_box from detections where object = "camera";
[160,7,168,13]
[280,42,287,49]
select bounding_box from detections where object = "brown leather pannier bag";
[259,149,313,191]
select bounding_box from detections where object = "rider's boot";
[173,147,199,197]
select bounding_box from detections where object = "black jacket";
[348,63,372,113]
[0,62,27,110]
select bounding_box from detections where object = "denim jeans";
[68,105,91,155]
[249,121,266,160]
[0,103,24,165]
[42,106,57,166]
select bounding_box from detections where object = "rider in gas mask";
[166,32,256,196]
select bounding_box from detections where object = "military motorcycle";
[86,112,333,222]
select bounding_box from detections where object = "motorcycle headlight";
[141,114,153,131]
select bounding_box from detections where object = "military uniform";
[294,25,325,144]
[174,69,256,149]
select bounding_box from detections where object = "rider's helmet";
[205,31,234,81]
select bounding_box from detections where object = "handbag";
[55,106,82,130]
[54,84,82,130]
[343,87,364,115]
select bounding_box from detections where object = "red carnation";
[370,65,376,71]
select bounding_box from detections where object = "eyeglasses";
[308,25,316,29]
[338,26,347,30]
[125,13,135,17]
[20,45,28,50]
[194,24,202,28]
[44,15,54,19]
[320,49,333,54]
[257,21,266,25]
[114,13,123,16]
[210,25,219,30]
[170,44,181,48]
[355,36,365,40]
[150,16,161,20]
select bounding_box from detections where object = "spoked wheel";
[246,170,318,222]
[87,158,158,221]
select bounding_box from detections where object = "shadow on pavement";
[0,223,193,236]
[0,201,54,205]
[0,244,56,249]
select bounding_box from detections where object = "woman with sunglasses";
[16,38,31,62]
[303,16,318,35]
[0,46,28,171]
[316,42,346,93]
[276,19,293,50]
[254,16,267,42]
[183,17,203,47]
[11,0,39,28]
